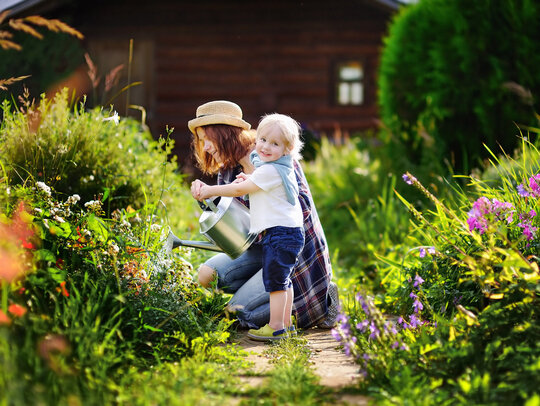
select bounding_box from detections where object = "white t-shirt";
[248,164,303,234]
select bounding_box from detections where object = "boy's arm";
[199,179,260,200]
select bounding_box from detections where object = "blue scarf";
[250,151,298,206]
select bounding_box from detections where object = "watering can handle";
[198,198,219,212]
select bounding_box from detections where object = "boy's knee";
[198,264,216,287]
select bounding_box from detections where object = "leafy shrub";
[378,0,540,172]
[335,136,540,404]
[0,175,229,403]
[0,88,198,224]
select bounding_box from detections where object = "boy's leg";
[268,290,287,331]
[284,286,294,328]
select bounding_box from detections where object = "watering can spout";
[166,231,223,253]
[166,197,256,259]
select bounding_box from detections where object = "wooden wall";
[56,0,394,170]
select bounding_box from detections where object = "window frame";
[332,59,367,107]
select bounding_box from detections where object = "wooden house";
[2,0,404,170]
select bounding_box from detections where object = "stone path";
[235,328,369,405]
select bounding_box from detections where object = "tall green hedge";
[378,0,540,171]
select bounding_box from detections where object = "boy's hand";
[233,172,250,183]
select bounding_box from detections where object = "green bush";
[334,136,540,404]
[378,0,540,172]
[0,179,231,404]
[0,88,197,224]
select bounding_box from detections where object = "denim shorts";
[261,226,305,292]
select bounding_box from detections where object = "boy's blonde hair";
[256,113,304,161]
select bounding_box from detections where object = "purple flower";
[518,211,538,241]
[413,274,425,287]
[467,197,514,233]
[516,174,540,198]
[412,299,424,313]
[517,184,530,197]
[368,321,380,339]
[356,320,369,332]
[530,174,540,196]
[402,173,415,185]
[409,314,422,328]
[344,343,352,356]
[419,247,426,258]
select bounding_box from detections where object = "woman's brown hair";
[192,124,255,175]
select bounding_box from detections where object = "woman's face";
[196,127,222,163]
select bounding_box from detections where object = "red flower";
[0,310,11,325]
[8,303,27,317]
[57,281,69,297]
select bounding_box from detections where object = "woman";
[189,100,337,330]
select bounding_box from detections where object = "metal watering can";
[167,197,257,259]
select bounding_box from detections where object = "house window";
[336,61,364,105]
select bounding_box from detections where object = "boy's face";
[255,126,290,162]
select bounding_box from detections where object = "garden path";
[235,328,369,405]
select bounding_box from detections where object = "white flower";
[66,194,81,205]
[84,200,102,212]
[108,242,120,255]
[36,181,51,196]
[53,215,65,223]
[151,224,161,233]
[103,111,120,125]
[34,207,43,214]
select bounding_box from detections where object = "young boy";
[196,113,305,341]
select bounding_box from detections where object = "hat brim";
[188,114,251,134]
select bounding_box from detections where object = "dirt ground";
[234,328,370,405]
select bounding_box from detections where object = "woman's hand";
[190,179,207,200]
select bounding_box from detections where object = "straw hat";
[188,100,251,134]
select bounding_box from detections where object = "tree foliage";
[378,0,540,171]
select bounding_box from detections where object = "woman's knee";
[198,264,216,287]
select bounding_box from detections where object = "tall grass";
[302,136,414,289]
